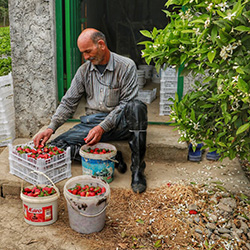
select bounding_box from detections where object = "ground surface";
[1,181,250,250]
[1,125,250,249]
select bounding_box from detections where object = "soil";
[0,182,249,250]
[1,142,250,249]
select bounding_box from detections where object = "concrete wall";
[8,0,57,138]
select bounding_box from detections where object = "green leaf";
[154,239,162,248]
[136,218,144,224]
[140,30,152,39]
[238,77,249,93]
[234,26,250,32]
[236,123,250,135]
[180,53,187,64]
[207,50,216,63]
[181,30,195,34]
[217,142,227,147]
[236,67,245,74]
[240,193,249,200]
[201,104,214,108]
[211,26,218,43]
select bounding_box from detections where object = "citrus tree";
[139,0,250,161]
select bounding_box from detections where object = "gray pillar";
[8,0,58,137]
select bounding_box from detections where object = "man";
[33,28,148,193]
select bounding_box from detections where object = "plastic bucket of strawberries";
[63,175,110,234]
[20,171,60,226]
[79,143,117,183]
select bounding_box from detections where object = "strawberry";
[16,146,23,151]
[189,210,198,215]
[80,191,86,197]
[24,187,32,192]
[43,147,49,153]
[101,187,106,194]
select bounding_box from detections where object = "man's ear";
[98,40,106,49]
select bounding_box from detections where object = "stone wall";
[8,0,57,138]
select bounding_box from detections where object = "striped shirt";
[48,52,138,132]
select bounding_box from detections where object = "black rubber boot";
[129,131,147,193]
[115,150,127,173]
[125,100,148,193]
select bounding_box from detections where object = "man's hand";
[84,125,104,146]
[33,128,54,148]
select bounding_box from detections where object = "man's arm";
[33,67,85,147]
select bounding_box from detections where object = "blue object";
[206,149,220,161]
[81,157,115,183]
[188,143,204,162]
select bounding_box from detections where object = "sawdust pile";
[57,182,249,249]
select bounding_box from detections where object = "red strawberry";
[189,210,198,215]
[101,187,106,194]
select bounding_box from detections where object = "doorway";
[55,0,182,123]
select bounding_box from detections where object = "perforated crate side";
[0,73,13,88]
[161,67,178,79]
[9,143,71,184]
[160,80,178,90]
[0,95,14,110]
[159,102,173,116]
[160,91,176,104]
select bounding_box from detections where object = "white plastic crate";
[159,102,172,116]
[9,142,72,185]
[0,73,13,88]
[161,80,177,92]
[0,130,15,146]
[0,94,14,110]
[0,121,15,134]
[0,85,13,99]
[0,102,14,119]
[160,91,176,104]
[161,66,178,78]
[137,88,157,104]
[0,111,14,124]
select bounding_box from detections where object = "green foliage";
[0,26,12,76]
[140,0,250,161]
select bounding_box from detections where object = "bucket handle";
[21,170,60,197]
[65,195,108,218]
[82,155,118,163]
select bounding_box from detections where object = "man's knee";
[125,99,148,130]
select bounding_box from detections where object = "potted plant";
[139,0,250,162]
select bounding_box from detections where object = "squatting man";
[34,28,148,193]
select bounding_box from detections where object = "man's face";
[78,39,105,65]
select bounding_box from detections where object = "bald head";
[77,28,107,47]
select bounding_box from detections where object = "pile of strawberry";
[22,185,57,197]
[68,183,106,197]
[83,147,113,154]
[15,145,64,160]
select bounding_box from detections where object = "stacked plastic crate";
[9,142,72,185]
[159,67,178,116]
[0,73,15,146]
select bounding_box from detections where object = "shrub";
[0,26,12,76]
[140,0,250,161]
